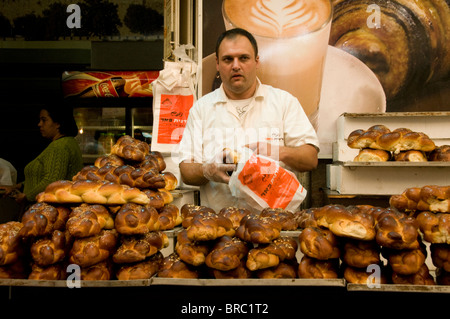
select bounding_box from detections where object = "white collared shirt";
[178,78,319,212]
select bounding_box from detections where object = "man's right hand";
[202,149,237,183]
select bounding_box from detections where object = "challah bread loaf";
[260,208,298,231]
[111,135,149,162]
[394,150,427,162]
[354,149,391,162]
[205,236,249,271]
[80,260,113,280]
[384,246,427,275]
[391,263,435,285]
[36,180,150,205]
[69,229,118,267]
[142,189,165,209]
[94,154,124,168]
[158,204,182,230]
[74,164,166,190]
[314,204,375,241]
[343,264,388,284]
[175,229,211,266]
[235,214,282,244]
[66,204,114,238]
[246,243,283,271]
[298,256,339,279]
[389,187,422,212]
[161,172,177,191]
[157,252,199,278]
[138,152,166,172]
[256,260,298,279]
[431,244,450,272]
[114,203,160,235]
[28,262,66,280]
[419,185,450,213]
[113,231,168,264]
[181,204,215,226]
[429,145,450,161]
[375,209,420,249]
[342,239,380,268]
[272,237,298,260]
[0,221,24,266]
[185,211,235,242]
[416,211,450,244]
[0,259,28,279]
[294,208,318,228]
[212,259,252,279]
[347,126,435,154]
[116,251,163,280]
[218,206,252,229]
[19,203,69,238]
[157,189,173,205]
[30,230,70,266]
[299,227,340,260]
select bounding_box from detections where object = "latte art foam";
[223,0,331,37]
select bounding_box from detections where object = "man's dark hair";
[215,28,258,58]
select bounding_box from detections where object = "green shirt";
[23,137,83,201]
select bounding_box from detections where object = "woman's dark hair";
[215,28,259,58]
[43,99,79,137]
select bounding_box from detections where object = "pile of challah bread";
[0,135,182,280]
[347,125,449,162]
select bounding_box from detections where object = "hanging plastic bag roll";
[228,148,307,211]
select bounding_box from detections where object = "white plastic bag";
[229,148,307,211]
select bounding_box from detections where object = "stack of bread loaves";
[347,125,438,162]
[0,135,180,280]
[159,205,300,279]
[390,185,450,285]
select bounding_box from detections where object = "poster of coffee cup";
[201,0,386,157]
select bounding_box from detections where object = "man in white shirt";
[178,28,319,212]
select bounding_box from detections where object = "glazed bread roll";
[431,244,450,272]
[235,214,282,244]
[394,150,427,162]
[0,221,23,266]
[161,172,177,191]
[416,211,450,244]
[175,229,211,266]
[114,203,160,235]
[111,135,149,162]
[19,203,69,238]
[80,260,113,280]
[157,253,199,278]
[389,187,422,212]
[185,210,235,242]
[141,189,165,209]
[116,251,163,280]
[298,256,339,279]
[113,231,168,264]
[347,126,435,154]
[342,240,380,268]
[246,237,297,271]
[354,149,391,162]
[181,204,215,223]
[30,230,70,266]
[69,229,118,267]
[419,185,450,213]
[66,204,114,238]
[36,180,150,205]
[429,145,450,161]
[391,263,435,285]
[314,204,375,241]
[205,236,249,271]
[260,207,298,231]
[158,204,182,231]
[218,206,252,229]
[299,227,340,260]
[375,209,420,249]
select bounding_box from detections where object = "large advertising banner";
[201,0,450,157]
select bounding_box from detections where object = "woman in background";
[2,100,83,207]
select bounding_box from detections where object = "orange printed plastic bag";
[229,149,306,211]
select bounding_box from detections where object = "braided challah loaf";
[0,221,23,266]
[347,125,435,154]
[298,227,340,260]
[111,135,149,162]
[390,185,450,213]
[175,229,211,266]
[36,180,150,205]
[429,145,450,161]
[19,203,70,238]
[114,203,160,235]
[116,251,163,280]
[30,230,70,267]
[66,204,114,238]
[113,231,168,264]
[235,214,282,244]
[205,236,249,271]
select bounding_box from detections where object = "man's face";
[216,35,259,99]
